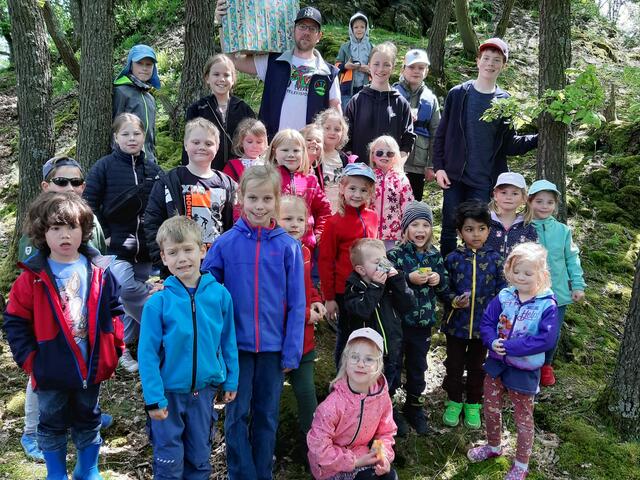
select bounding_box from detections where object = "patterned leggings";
[483,374,535,464]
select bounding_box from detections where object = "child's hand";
[425,167,436,182]
[215,0,228,19]
[309,302,326,324]
[427,272,441,286]
[345,61,359,70]
[223,391,236,403]
[374,455,391,475]
[387,267,399,277]
[148,280,164,295]
[359,64,370,74]
[492,339,506,355]
[453,292,470,308]
[408,270,429,286]
[371,270,388,285]
[325,300,339,321]
[149,408,168,421]
[283,367,293,373]
[572,290,585,302]
[354,451,378,468]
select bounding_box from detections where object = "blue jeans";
[148,386,217,479]
[36,384,101,452]
[110,259,152,345]
[440,181,492,258]
[225,351,284,480]
[545,305,567,365]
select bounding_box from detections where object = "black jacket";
[182,95,256,171]
[84,148,162,263]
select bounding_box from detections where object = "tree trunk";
[427,0,452,82]
[494,0,515,38]
[608,253,640,440]
[536,0,571,222]
[42,0,80,82]
[178,0,216,130]
[76,0,114,172]
[454,0,478,57]
[68,0,82,49]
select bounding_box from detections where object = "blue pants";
[148,386,217,479]
[545,305,567,365]
[225,351,284,480]
[36,384,101,452]
[440,181,492,258]
[110,260,152,345]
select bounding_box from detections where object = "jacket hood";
[116,44,161,89]
[503,285,555,302]
[532,215,557,226]
[232,217,287,240]
[360,86,403,103]
[20,245,114,274]
[331,375,387,404]
[349,12,370,44]
[490,211,526,227]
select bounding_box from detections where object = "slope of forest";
[0,1,639,479]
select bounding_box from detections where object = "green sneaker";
[463,403,482,429]
[442,400,463,427]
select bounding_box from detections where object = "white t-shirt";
[254,53,340,132]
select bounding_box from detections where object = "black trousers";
[407,172,426,201]
[396,325,432,397]
[442,334,487,404]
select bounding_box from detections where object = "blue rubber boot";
[42,448,68,480]
[72,443,102,480]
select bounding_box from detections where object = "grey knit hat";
[401,201,433,233]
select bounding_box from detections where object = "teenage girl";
[202,165,305,480]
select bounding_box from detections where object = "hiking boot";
[442,400,463,427]
[21,432,44,462]
[393,407,409,437]
[119,348,138,373]
[540,364,556,386]
[403,394,431,435]
[505,463,529,480]
[463,403,482,429]
[467,444,502,463]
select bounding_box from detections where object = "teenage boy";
[433,38,538,257]
[139,215,238,478]
[394,49,441,201]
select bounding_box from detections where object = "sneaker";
[540,364,556,386]
[393,407,409,437]
[119,348,139,373]
[20,432,44,462]
[463,403,482,429]
[466,444,502,463]
[442,400,463,427]
[505,464,529,480]
[100,413,113,430]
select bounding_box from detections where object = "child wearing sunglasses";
[369,135,414,249]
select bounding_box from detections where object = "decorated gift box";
[221,0,300,54]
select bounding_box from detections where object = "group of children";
[2,20,588,480]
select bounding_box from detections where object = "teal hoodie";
[531,216,585,306]
[139,273,238,410]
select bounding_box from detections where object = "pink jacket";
[307,377,397,480]
[372,167,414,241]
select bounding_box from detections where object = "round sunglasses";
[374,150,396,158]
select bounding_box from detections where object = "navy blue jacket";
[432,80,538,185]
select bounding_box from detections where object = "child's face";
[275,139,304,172]
[185,127,219,168]
[369,52,393,85]
[402,62,428,87]
[279,203,306,240]
[529,191,557,220]
[322,118,343,150]
[206,62,234,97]
[476,50,505,82]
[458,218,489,250]
[355,246,388,283]
[46,223,82,263]
[304,130,323,161]
[131,57,154,83]
[115,121,145,156]
[242,179,276,227]
[351,19,366,40]
[510,259,539,297]
[340,176,372,209]
[160,239,205,287]
[406,219,432,251]
[242,133,268,160]
[345,340,381,392]
[493,185,525,214]
[370,142,397,172]
[42,166,85,196]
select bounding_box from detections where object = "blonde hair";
[184,117,220,147]
[314,108,349,150]
[350,238,386,268]
[203,54,236,88]
[300,124,324,169]
[368,135,403,171]
[239,164,282,220]
[156,215,202,250]
[524,190,560,223]
[489,185,528,221]
[336,174,375,216]
[232,118,268,157]
[503,242,552,294]
[113,113,144,135]
[330,338,384,389]
[268,129,310,174]
[280,194,308,220]
[369,41,398,64]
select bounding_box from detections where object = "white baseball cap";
[404,49,430,67]
[494,172,527,189]
[347,327,384,352]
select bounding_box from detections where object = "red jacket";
[302,245,322,354]
[3,249,124,390]
[318,205,378,301]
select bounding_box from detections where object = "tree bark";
[608,253,640,440]
[42,0,80,82]
[454,0,478,57]
[536,0,571,222]
[427,0,452,82]
[76,0,114,172]
[68,0,82,49]
[494,0,515,38]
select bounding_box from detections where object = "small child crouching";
[139,216,238,478]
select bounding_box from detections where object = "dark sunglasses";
[50,177,85,187]
[374,150,395,158]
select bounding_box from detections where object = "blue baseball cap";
[528,179,560,196]
[42,156,83,181]
[342,163,376,183]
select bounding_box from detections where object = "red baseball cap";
[479,37,509,61]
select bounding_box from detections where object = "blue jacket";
[138,273,238,410]
[432,80,538,185]
[202,218,306,369]
[441,245,507,340]
[480,287,558,394]
[486,212,538,259]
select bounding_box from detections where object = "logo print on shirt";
[289,65,313,93]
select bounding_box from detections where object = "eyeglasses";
[296,23,320,33]
[50,177,85,187]
[347,353,380,367]
[374,150,395,158]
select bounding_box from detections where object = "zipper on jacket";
[378,174,386,238]
[374,308,388,354]
[190,293,198,391]
[254,227,262,351]
[357,209,367,238]
[346,397,366,446]
[131,156,141,262]
[85,265,102,390]
[468,250,477,339]
[141,92,149,136]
